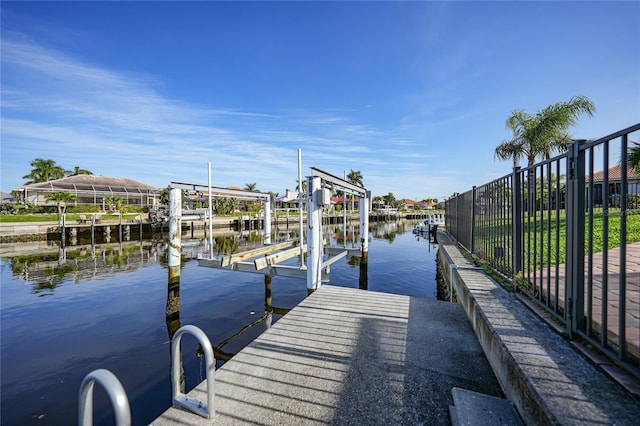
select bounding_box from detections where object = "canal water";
[0,220,440,425]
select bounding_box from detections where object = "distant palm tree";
[629,143,640,173]
[244,183,258,192]
[23,158,66,184]
[345,170,364,211]
[67,166,93,176]
[104,195,125,212]
[214,197,239,215]
[295,179,307,194]
[347,169,364,187]
[46,191,77,216]
[495,96,596,167]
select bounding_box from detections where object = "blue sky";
[1,1,639,201]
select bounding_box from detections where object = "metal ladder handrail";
[171,324,216,419]
[78,369,131,426]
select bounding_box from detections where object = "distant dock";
[0,211,441,243]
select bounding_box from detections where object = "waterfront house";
[13,175,160,209]
[401,199,417,210]
[587,165,640,208]
[276,189,302,208]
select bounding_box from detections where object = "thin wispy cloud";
[1,37,360,191]
[1,1,638,200]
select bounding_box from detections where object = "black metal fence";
[445,123,640,379]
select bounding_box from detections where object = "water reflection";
[370,221,408,242]
[413,227,439,250]
[4,240,165,296]
[1,229,275,296]
[2,221,422,298]
[1,220,438,425]
[195,274,292,364]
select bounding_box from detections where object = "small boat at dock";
[413,213,445,234]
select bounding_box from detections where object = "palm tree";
[383,192,397,208]
[347,169,364,187]
[629,143,640,173]
[214,197,239,215]
[295,179,307,194]
[244,183,258,192]
[495,96,596,167]
[23,158,66,184]
[104,196,125,212]
[345,170,364,211]
[496,96,595,215]
[67,166,93,176]
[46,192,77,216]
[494,139,525,168]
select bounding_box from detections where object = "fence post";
[471,186,476,254]
[444,199,449,234]
[565,140,586,337]
[455,195,460,243]
[512,167,522,279]
[618,134,628,359]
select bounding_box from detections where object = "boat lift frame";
[168,178,273,267]
[167,161,370,291]
[306,167,370,291]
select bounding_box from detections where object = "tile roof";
[589,165,640,182]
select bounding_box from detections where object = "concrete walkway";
[153,285,502,425]
[437,232,640,425]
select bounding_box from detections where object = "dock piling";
[168,188,181,270]
[306,176,323,292]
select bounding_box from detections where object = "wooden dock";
[152,285,502,425]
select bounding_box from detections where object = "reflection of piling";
[166,265,184,393]
[166,267,181,338]
[359,250,368,290]
[264,275,273,330]
[359,189,370,290]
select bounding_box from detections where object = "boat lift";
[305,167,370,291]
[166,162,370,291]
[77,162,371,424]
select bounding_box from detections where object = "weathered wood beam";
[219,240,298,266]
[254,244,307,270]
[325,247,361,257]
[323,250,348,269]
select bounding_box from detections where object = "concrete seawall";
[436,232,640,425]
[0,217,240,243]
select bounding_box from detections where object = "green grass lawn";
[474,208,640,275]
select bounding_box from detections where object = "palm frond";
[629,142,640,173]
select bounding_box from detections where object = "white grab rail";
[171,325,216,419]
[78,369,131,426]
